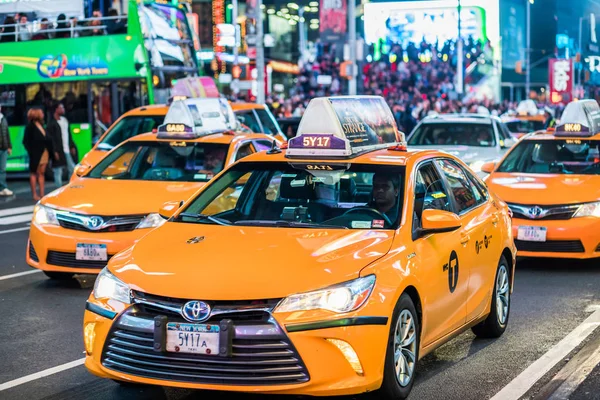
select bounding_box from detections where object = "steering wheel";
[343,207,392,226]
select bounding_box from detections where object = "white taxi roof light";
[286,96,403,158]
[516,99,538,116]
[157,98,237,139]
[554,99,600,137]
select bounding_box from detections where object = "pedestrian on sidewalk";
[23,108,52,201]
[0,105,13,196]
[47,102,76,187]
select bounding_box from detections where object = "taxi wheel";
[376,293,420,400]
[43,271,74,280]
[471,255,510,338]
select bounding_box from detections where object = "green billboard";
[0,35,148,85]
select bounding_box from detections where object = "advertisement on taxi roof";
[328,97,399,146]
[0,36,145,85]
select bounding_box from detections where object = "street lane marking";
[0,226,30,235]
[0,270,41,281]
[0,206,35,217]
[0,214,33,225]
[490,306,600,400]
[0,358,85,391]
[548,335,600,400]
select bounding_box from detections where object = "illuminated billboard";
[364,0,499,49]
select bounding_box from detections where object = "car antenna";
[267,139,282,154]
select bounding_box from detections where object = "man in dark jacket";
[0,105,12,196]
[47,102,76,187]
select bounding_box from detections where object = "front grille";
[131,291,280,324]
[508,203,580,221]
[28,241,39,262]
[102,310,310,386]
[515,239,585,253]
[58,219,140,233]
[46,251,112,268]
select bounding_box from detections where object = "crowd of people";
[229,37,525,133]
[0,9,126,42]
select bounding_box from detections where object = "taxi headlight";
[33,204,59,226]
[93,267,131,304]
[573,202,600,218]
[136,213,166,229]
[274,275,376,314]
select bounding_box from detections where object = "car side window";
[413,162,452,231]
[435,159,485,214]
[236,111,262,133]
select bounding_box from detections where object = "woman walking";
[23,108,52,201]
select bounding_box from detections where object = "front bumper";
[512,217,600,259]
[27,223,145,274]
[83,297,390,396]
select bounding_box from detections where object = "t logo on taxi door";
[442,251,459,293]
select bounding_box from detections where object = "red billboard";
[319,0,347,42]
[549,58,573,104]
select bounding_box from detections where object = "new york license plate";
[166,322,220,355]
[517,226,547,242]
[75,244,107,261]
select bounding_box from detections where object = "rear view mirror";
[159,200,182,219]
[419,209,462,236]
[74,164,91,177]
[481,162,496,174]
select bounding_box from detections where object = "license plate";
[75,244,107,261]
[517,226,547,242]
[166,322,220,355]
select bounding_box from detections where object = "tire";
[43,271,74,280]
[472,255,511,338]
[375,293,420,400]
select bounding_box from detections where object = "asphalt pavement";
[0,179,599,400]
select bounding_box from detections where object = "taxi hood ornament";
[187,236,205,244]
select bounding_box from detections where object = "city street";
[0,181,599,400]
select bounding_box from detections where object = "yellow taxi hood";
[487,173,600,205]
[109,223,395,300]
[42,179,204,215]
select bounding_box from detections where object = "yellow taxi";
[83,96,516,399]
[27,98,281,280]
[230,102,288,142]
[482,99,600,259]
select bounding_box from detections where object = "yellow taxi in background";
[76,105,169,175]
[28,98,281,280]
[230,102,288,142]
[83,96,515,399]
[482,99,600,259]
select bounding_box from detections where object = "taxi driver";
[202,147,227,174]
[370,172,400,223]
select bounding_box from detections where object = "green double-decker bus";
[0,0,201,172]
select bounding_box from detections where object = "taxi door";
[412,162,467,346]
[435,159,498,323]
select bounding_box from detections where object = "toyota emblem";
[181,301,211,322]
[86,216,104,230]
[527,206,543,219]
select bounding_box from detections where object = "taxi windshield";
[408,122,496,147]
[505,119,545,133]
[497,139,600,175]
[97,116,165,150]
[88,141,228,182]
[177,162,405,229]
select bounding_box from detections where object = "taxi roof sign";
[157,98,237,139]
[286,96,403,158]
[555,99,600,137]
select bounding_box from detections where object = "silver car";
[406,114,518,176]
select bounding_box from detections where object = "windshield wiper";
[234,220,347,229]
[177,212,232,226]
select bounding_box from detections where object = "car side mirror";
[159,200,183,220]
[419,209,462,236]
[74,164,91,177]
[481,161,496,174]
